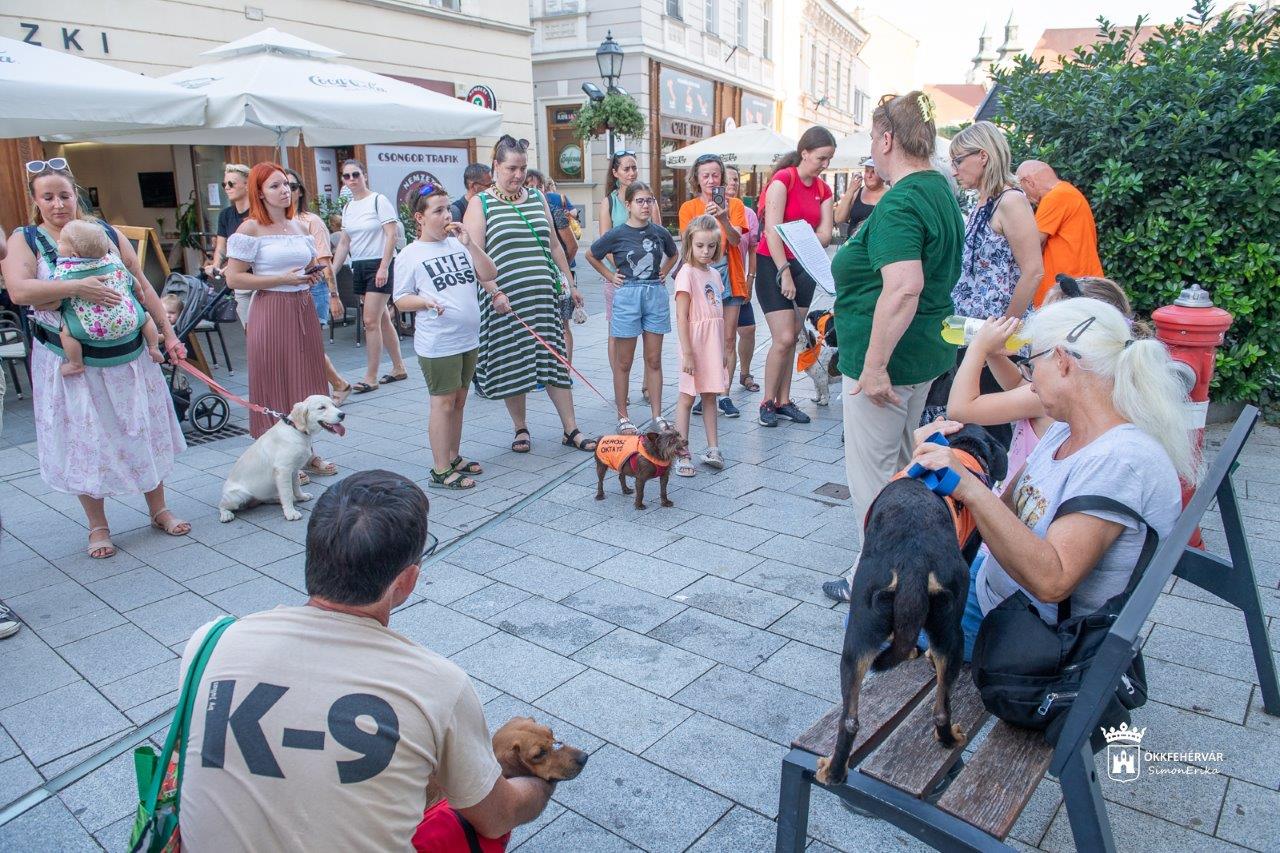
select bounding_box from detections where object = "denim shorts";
[610,279,671,338]
[714,259,744,307]
[309,280,331,327]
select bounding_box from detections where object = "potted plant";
[572,93,646,141]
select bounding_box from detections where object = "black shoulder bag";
[971,495,1156,746]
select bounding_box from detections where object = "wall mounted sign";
[659,68,713,122]
[741,93,774,127]
[466,85,497,110]
[367,145,468,209]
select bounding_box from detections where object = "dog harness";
[796,311,834,373]
[869,433,990,552]
[595,434,670,477]
[413,799,508,853]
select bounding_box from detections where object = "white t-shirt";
[178,606,501,853]
[343,192,398,261]
[393,237,482,359]
[977,422,1181,623]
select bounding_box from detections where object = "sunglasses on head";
[498,135,530,152]
[611,149,637,161]
[342,170,362,180]
[417,183,440,196]
[1055,274,1083,298]
[26,158,69,173]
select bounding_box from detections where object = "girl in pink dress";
[674,215,729,477]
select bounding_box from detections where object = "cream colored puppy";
[218,395,346,522]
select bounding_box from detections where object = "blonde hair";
[872,91,937,162]
[223,163,250,178]
[949,121,1016,201]
[1045,276,1133,319]
[161,293,185,315]
[59,220,112,258]
[1025,297,1198,481]
[680,214,723,266]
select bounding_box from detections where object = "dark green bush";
[991,1,1279,402]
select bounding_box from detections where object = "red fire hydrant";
[1152,284,1234,548]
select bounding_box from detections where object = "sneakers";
[774,400,811,424]
[717,397,740,418]
[0,603,20,640]
[692,398,703,416]
[758,400,779,427]
[701,447,725,469]
[822,578,853,603]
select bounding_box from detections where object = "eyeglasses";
[611,149,637,161]
[341,170,362,180]
[26,158,69,173]
[288,182,301,191]
[223,180,240,189]
[950,151,980,169]
[420,532,440,563]
[1016,316,1097,383]
[632,197,657,205]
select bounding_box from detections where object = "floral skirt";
[32,343,185,498]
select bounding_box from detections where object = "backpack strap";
[22,225,58,271]
[1051,495,1159,623]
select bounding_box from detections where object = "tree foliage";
[991,1,1279,401]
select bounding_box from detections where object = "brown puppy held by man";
[594,428,687,510]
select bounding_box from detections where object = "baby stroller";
[160,273,236,436]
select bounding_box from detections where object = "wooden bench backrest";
[1049,406,1259,774]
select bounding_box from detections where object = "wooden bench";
[776,407,1279,852]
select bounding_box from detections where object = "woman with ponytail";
[912,296,1190,641]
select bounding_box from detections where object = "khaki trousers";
[841,374,934,575]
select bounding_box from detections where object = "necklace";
[491,187,524,203]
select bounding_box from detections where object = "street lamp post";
[595,30,624,157]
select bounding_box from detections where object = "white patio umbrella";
[0,36,205,137]
[53,28,502,165]
[664,123,797,169]
[830,132,955,170]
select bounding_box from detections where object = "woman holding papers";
[755,127,836,427]
[822,93,964,604]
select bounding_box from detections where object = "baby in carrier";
[37,220,163,376]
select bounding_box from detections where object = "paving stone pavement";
[1,272,1279,851]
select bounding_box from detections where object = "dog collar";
[280,416,306,433]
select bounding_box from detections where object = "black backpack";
[971,495,1156,746]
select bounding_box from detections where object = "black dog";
[816,425,1008,785]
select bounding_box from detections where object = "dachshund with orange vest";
[817,424,1008,786]
[594,428,687,510]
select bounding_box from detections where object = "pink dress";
[675,265,727,396]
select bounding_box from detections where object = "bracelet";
[777,262,791,275]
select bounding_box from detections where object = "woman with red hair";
[224,163,336,476]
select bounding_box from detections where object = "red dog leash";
[506,309,612,408]
[168,354,287,421]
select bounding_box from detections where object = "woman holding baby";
[2,159,190,558]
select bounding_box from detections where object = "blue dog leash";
[905,432,962,497]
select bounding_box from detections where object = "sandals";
[150,510,191,537]
[449,456,483,475]
[380,372,408,384]
[87,526,116,559]
[562,429,598,452]
[617,417,639,436]
[740,373,760,392]
[653,416,674,431]
[304,457,338,477]
[512,428,532,453]
[351,381,379,395]
[298,472,311,486]
[332,381,353,406]
[675,454,696,478]
[429,468,475,490]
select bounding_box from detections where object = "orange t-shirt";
[1033,181,1103,306]
[679,196,748,298]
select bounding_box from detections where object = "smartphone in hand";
[303,263,326,276]
[711,186,726,209]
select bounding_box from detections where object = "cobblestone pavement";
[1,273,1277,851]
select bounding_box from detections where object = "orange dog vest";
[595,435,670,477]
[796,312,833,373]
[876,448,987,550]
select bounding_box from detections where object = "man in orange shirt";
[1016,160,1104,306]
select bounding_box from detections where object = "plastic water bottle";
[940,315,1030,349]
[424,306,440,320]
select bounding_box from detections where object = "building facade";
[530,0,778,232]
[774,0,870,144]
[1,0,533,266]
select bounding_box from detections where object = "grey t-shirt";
[976,421,1181,623]
[590,223,676,281]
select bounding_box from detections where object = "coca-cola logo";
[308,75,387,93]
[175,77,222,89]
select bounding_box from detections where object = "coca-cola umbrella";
[51,28,502,165]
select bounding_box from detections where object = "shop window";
[545,0,580,14]
[546,105,583,184]
[667,0,683,19]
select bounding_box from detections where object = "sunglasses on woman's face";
[26,158,69,173]
[223,180,240,189]
[288,183,301,191]
[342,170,362,180]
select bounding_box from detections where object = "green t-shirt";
[832,169,964,386]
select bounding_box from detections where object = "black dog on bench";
[817,425,1007,785]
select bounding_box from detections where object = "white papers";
[775,220,835,295]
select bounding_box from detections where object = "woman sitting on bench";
[913,297,1194,657]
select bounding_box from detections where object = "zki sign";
[659,68,713,122]
[366,146,468,212]
[17,21,110,54]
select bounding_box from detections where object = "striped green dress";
[476,188,570,398]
